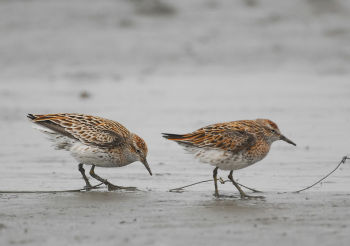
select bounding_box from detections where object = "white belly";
[187,147,256,171]
[70,142,122,167]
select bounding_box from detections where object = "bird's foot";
[107,183,137,191]
[240,194,265,200]
[83,184,93,191]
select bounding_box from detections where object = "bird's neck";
[121,145,139,164]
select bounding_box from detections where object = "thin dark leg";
[89,165,136,191]
[228,171,263,199]
[78,163,92,189]
[213,167,219,197]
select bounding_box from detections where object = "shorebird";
[28,113,152,191]
[162,119,296,198]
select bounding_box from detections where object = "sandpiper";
[163,119,296,198]
[28,113,152,191]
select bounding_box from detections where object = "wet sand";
[1,76,350,246]
[1,1,350,245]
[1,191,350,246]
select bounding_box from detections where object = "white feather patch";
[184,147,255,171]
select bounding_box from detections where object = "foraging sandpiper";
[28,113,152,191]
[163,119,296,198]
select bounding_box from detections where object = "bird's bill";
[280,135,296,146]
[142,159,152,176]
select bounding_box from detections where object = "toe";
[107,185,119,191]
[241,194,265,199]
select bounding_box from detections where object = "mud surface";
[1,1,350,245]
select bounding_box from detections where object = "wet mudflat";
[1,76,350,246]
[1,0,350,245]
[1,191,350,246]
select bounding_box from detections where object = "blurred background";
[1,1,350,245]
[1,0,350,78]
[1,0,349,183]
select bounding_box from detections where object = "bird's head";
[256,119,296,146]
[131,133,152,176]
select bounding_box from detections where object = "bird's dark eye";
[136,149,141,153]
[270,129,276,133]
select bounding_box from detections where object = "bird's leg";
[213,167,219,197]
[89,165,136,191]
[78,163,92,190]
[228,171,264,199]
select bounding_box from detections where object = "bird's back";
[28,113,131,150]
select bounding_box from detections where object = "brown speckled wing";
[28,113,130,148]
[163,121,257,153]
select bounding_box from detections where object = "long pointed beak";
[280,135,296,146]
[142,159,152,176]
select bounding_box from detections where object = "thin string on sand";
[292,155,349,193]
[169,179,262,193]
[0,156,348,194]
[169,155,349,193]
[0,183,103,194]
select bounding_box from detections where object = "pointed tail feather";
[27,113,76,150]
[27,113,36,120]
[27,113,76,140]
[162,133,198,148]
[27,113,66,122]
[162,133,190,141]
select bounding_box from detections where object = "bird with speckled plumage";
[28,113,152,191]
[162,119,296,198]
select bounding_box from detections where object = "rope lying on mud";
[292,156,349,193]
[169,155,350,193]
[0,156,348,194]
[169,179,263,193]
[0,183,103,194]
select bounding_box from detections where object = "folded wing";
[28,113,130,148]
[163,122,256,154]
